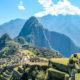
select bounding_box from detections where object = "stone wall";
[48,70,69,80]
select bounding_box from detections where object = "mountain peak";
[0,33,11,41]
[24,16,39,27]
[18,16,50,48]
[19,16,43,37]
[0,33,11,49]
[29,16,38,21]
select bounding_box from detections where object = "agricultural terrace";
[50,58,69,66]
[20,50,35,56]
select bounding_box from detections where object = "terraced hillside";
[0,34,80,80]
[0,51,80,80]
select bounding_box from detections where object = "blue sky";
[0,0,80,24]
[0,0,43,24]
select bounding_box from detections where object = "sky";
[0,0,80,24]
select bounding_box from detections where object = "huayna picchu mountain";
[19,16,50,49]
[18,16,80,57]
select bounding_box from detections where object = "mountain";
[18,16,80,57]
[0,33,11,49]
[19,16,50,48]
[1,15,80,47]
[14,36,28,45]
[45,29,80,57]
[0,33,11,41]
[0,34,79,80]
[0,19,25,38]
[38,15,80,47]
[0,33,62,59]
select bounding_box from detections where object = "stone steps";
[0,69,13,80]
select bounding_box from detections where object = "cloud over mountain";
[35,0,80,17]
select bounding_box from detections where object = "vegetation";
[48,68,69,76]
[22,44,62,58]
[21,66,47,80]
[14,37,28,45]
[76,53,80,58]
[75,73,80,80]
[39,57,48,61]
[26,62,48,66]
[0,53,80,80]
[21,50,35,56]
[50,58,69,66]
[0,33,80,80]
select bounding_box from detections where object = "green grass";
[0,47,9,52]
[48,68,69,76]
[75,73,80,80]
[14,67,18,71]
[75,63,80,69]
[6,40,20,47]
[26,62,48,66]
[50,58,69,66]
[21,49,35,56]
[71,53,80,58]
[76,53,80,58]
[72,57,78,60]
[39,57,48,61]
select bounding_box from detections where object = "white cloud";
[18,1,26,10]
[35,0,80,17]
[38,0,53,8]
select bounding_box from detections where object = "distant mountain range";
[18,16,80,57]
[0,15,80,47]
[0,19,25,38]
[0,15,80,57]
[38,15,80,46]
